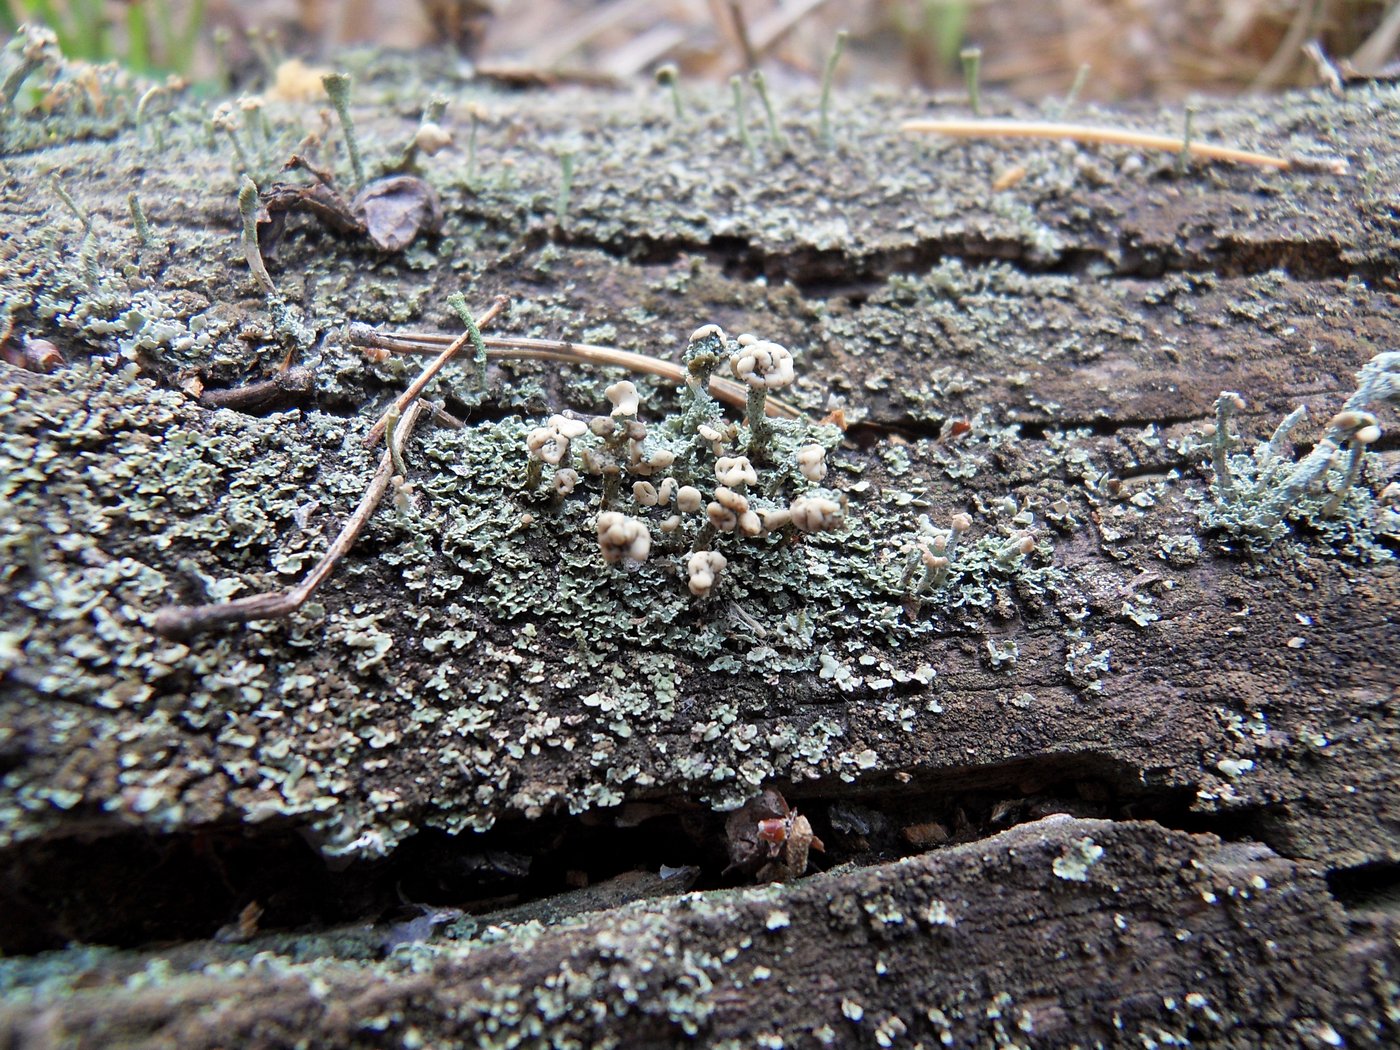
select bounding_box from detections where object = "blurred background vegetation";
[2,0,1397,98]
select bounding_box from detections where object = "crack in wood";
[548,225,1373,295]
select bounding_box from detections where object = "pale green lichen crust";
[0,350,1058,857]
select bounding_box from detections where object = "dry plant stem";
[900,119,1343,172]
[421,399,464,429]
[350,328,802,420]
[710,0,832,74]
[727,1,759,71]
[530,0,653,67]
[1352,0,1400,73]
[152,402,426,639]
[1251,0,1321,92]
[1304,42,1344,94]
[748,0,833,57]
[602,25,688,79]
[360,296,508,448]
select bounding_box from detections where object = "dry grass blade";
[748,0,835,60]
[529,0,656,68]
[1350,0,1400,74]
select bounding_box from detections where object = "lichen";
[1198,353,1399,560]
[0,344,1060,856]
[1051,836,1104,881]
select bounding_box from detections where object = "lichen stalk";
[1175,106,1198,176]
[127,192,152,248]
[655,64,684,120]
[79,233,100,288]
[447,291,496,392]
[750,69,785,150]
[819,30,847,146]
[1255,438,1339,528]
[321,72,366,191]
[555,151,576,225]
[1060,62,1091,115]
[1321,440,1366,516]
[51,177,91,231]
[134,84,162,145]
[362,296,508,449]
[1263,405,1308,465]
[237,176,276,295]
[730,75,755,158]
[961,47,983,116]
[746,386,770,456]
[1211,392,1244,503]
[466,107,480,187]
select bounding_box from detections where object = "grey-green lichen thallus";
[1,41,1392,878]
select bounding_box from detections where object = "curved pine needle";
[900,118,1348,174]
[362,296,508,447]
[347,326,805,420]
[153,401,427,638]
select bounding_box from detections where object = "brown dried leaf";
[257,175,369,260]
[352,175,444,253]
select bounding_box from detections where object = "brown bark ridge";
[4,817,1396,1048]
[0,42,1396,1046]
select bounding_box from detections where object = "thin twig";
[346,327,804,420]
[151,401,427,639]
[198,366,315,413]
[900,118,1348,174]
[361,296,508,448]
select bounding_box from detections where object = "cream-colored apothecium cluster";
[521,323,849,599]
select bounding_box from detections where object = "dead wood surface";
[0,52,1397,1047]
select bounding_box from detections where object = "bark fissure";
[0,758,1251,954]
[550,225,1373,296]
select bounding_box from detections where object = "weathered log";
[0,40,1396,1046]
